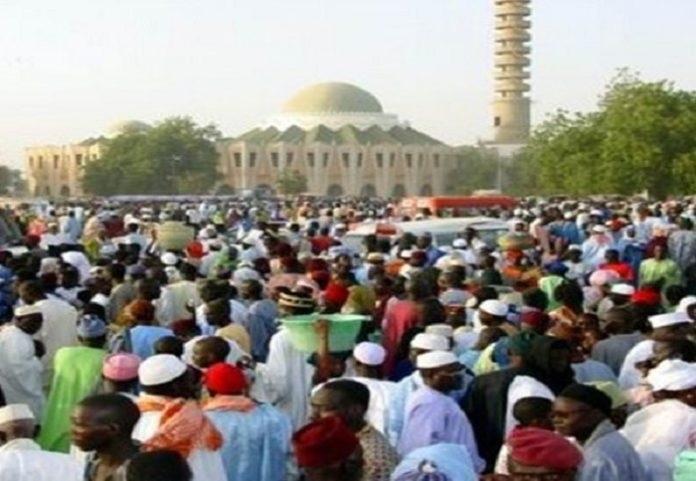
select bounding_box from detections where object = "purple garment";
[397,385,485,473]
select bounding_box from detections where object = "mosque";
[24,0,531,198]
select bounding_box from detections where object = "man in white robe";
[19,280,78,388]
[621,359,696,481]
[0,403,82,481]
[132,355,227,481]
[0,306,45,417]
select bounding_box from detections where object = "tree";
[0,166,26,196]
[445,146,499,194]
[276,169,307,195]
[83,117,220,195]
[518,70,696,198]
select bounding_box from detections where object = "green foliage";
[0,166,26,196]
[445,146,499,194]
[83,117,221,195]
[275,169,308,195]
[520,70,696,198]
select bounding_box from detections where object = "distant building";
[24,84,453,198]
[217,82,452,197]
[24,120,150,197]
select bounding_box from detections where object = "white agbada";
[346,376,397,436]
[0,438,83,481]
[620,399,696,481]
[0,326,44,417]
[34,298,78,387]
[158,280,201,326]
[254,328,315,430]
[617,339,655,390]
[504,375,555,436]
[132,398,227,481]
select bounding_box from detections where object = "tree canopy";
[516,71,696,198]
[0,166,26,196]
[276,169,308,195]
[83,117,220,195]
[445,146,500,195]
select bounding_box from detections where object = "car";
[341,217,509,252]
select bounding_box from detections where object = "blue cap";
[77,314,107,339]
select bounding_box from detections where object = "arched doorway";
[392,184,406,198]
[420,184,433,196]
[60,185,71,197]
[327,184,344,197]
[360,184,377,198]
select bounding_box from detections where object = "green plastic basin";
[281,314,369,353]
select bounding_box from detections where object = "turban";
[77,314,108,339]
[392,461,452,481]
[507,426,583,471]
[292,416,359,468]
[103,353,141,381]
[631,288,661,307]
[559,383,612,416]
[324,282,350,307]
[204,362,248,395]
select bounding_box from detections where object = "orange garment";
[137,397,223,458]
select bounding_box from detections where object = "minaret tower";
[492,0,531,144]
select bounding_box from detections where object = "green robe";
[639,258,681,291]
[38,345,106,452]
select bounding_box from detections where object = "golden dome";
[281,82,383,114]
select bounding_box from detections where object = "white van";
[341,217,509,252]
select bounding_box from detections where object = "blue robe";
[206,403,292,481]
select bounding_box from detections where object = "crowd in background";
[0,195,694,481]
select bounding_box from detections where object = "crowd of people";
[0,195,694,481]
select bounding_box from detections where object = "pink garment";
[381,299,421,375]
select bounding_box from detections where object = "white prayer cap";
[568,244,582,251]
[416,351,460,369]
[425,324,454,339]
[400,250,412,260]
[14,304,42,317]
[334,223,347,230]
[353,342,386,366]
[160,252,178,266]
[0,404,35,425]
[676,296,696,314]
[411,333,449,352]
[590,209,604,217]
[138,354,187,387]
[610,284,635,296]
[646,359,696,392]
[479,299,508,317]
[591,225,607,234]
[563,211,574,220]
[453,326,479,351]
[452,238,467,249]
[648,312,692,330]
[90,293,110,307]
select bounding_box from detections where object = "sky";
[1,0,695,169]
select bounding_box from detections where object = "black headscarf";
[523,336,576,395]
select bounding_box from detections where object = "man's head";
[646,359,696,408]
[204,362,248,397]
[478,299,508,327]
[205,298,231,328]
[127,450,192,481]
[293,416,363,481]
[153,336,184,358]
[77,314,108,348]
[0,404,37,444]
[18,280,45,305]
[240,279,263,301]
[552,384,612,442]
[192,336,230,369]
[71,393,141,452]
[513,397,553,430]
[603,249,619,264]
[311,380,369,431]
[507,426,582,481]
[13,305,43,335]
[417,351,463,393]
[408,333,449,364]
[649,312,693,343]
[138,354,190,398]
[352,342,386,379]
[415,233,432,250]
[608,283,635,306]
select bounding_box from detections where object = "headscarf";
[523,335,575,395]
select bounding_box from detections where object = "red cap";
[324,282,350,307]
[292,416,359,468]
[508,427,583,471]
[519,310,550,331]
[186,241,205,259]
[306,258,329,273]
[204,362,248,395]
[631,288,661,306]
